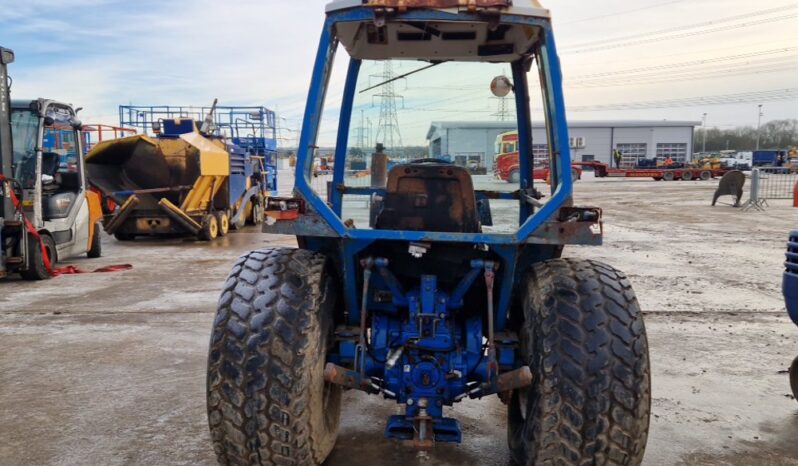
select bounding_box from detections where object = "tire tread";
[208,247,340,466]
[509,258,650,466]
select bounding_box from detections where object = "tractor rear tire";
[508,259,651,466]
[790,355,798,402]
[20,233,56,281]
[207,248,342,466]
[199,214,219,241]
[87,223,102,258]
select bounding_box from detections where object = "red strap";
[0,175,128,277]
[53,264,133,276]
[1,174,54,274]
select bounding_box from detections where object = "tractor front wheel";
[508,259,651,466]
[207,248,342,466]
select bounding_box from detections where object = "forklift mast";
[0,47,14,220]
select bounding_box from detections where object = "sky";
[0,0,796,146]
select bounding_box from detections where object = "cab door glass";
[43,127,79,174]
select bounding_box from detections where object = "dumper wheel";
[207,248,342,466]
[248,195,265,225]
[681,171,693,181]
[790,355,798,402]
[700,170,712,181]
[508,259,650,466]
[215,211,230,237]
[87,223,102,258]
[20,233,56,281]
[662,172,674,181]
[199,214,219,241]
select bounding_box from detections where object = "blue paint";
[331,59,361,216]
[785,231,798,326]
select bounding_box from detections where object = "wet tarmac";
[1,173,796,465]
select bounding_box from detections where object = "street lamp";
[702,113,708,153]
[755,104,764,150]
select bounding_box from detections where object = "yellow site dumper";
[86,116,269,241]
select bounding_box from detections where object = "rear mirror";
[71,119,83,130]
[490,76,514,97]
[43,116,55,127]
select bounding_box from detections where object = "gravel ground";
[1,170,796,466]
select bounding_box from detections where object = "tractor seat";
[374,162,480,233]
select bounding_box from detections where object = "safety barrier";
[742,167,798,211]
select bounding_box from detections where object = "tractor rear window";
[311,57,550,233]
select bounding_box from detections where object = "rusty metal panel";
[375,163,480,233]
[365,0,511,11]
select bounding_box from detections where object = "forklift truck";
[0,46,103,280]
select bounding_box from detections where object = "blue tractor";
[785,231,798,401]
[206,2,651,465]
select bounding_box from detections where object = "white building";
[427,120,700,168]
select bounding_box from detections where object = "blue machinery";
[787,231,798,326]
[786,231,798,401]
[257,4,606,449]
[118,104,278,193]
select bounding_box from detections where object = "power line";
[560,0,685,26]
[562,3,798,51]
[564,13,798,54]
[568,88,798,112]
[569,58,798,88]
[567,47,798,80]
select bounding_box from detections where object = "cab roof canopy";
[326,0,550,62]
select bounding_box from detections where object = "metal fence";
[742,167,798,211]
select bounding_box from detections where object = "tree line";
[695,119,798,152]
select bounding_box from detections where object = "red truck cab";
[494,131,581,183]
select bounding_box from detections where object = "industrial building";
[427,120,699,169]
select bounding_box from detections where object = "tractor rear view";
[206,2,651,465]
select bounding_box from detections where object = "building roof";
[326,0,551,18]
[427,120,700,139]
